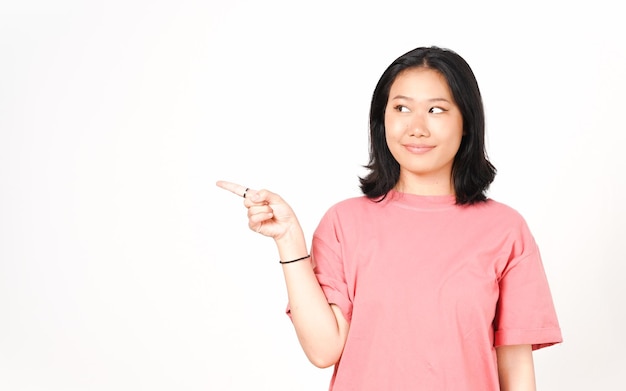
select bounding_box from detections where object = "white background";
[1,1,624,390]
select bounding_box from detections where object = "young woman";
[217,46,562,390]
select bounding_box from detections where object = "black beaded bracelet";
[279,254,311,264]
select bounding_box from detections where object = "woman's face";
[384,67,464,194]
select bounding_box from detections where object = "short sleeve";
[494,224,562,350]
[310,231,353,323]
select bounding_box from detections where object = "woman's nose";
[407,114,430,137]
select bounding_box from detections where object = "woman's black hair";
[359,46,496,205]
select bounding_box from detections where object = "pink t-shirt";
[303,190,562,390]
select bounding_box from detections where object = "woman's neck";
[395,174,454,196]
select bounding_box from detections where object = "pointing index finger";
[216,180,251,198]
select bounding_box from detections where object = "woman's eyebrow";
[390,95,451,103]
[390,94,414,101]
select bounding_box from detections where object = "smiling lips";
[404,144,435,154]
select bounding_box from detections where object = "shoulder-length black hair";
[359,46,496,205]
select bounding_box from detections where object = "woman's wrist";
[274,224,308,262]
[279,254,311,264]
[274,222,305,245]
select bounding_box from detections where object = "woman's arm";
[216,181,349,368]
[275,227,350,368]
[496,344,536,391]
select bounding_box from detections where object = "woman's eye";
[395,105,410,113]
[429,107,445,114]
